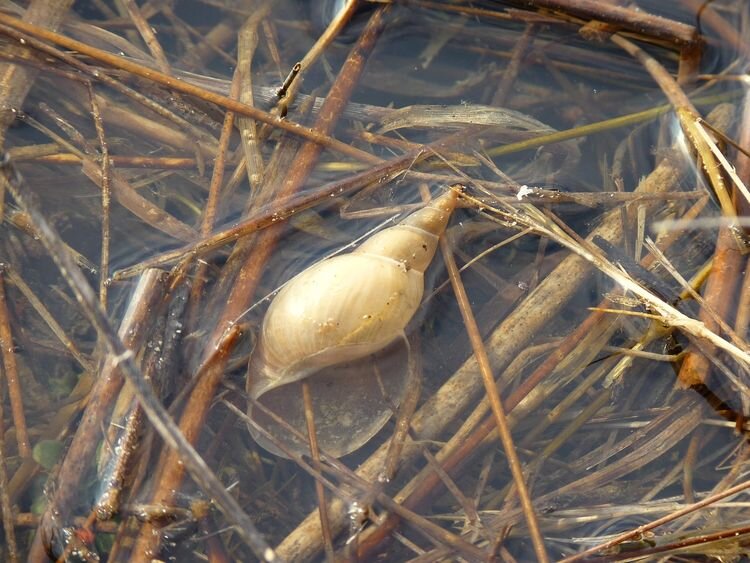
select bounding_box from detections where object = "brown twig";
[0,378,19,562]
[0,270,30,458]
[26,269,167,563]
[0,12,380,164]
[441,222,550,560]
[519,0,698,46]
[87,84,112,309]
[301,382,335,561]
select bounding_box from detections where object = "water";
[0,0,749,561]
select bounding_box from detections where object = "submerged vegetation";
[0,0,749,561]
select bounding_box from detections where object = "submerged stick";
[0,12,378,164]
[0,271,30,458]
[439,211,550,562]
[0,389,18,563]
[0,158,277,563]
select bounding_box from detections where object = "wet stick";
[26,270,166,563]
[0,271,30,458]
[0,12,379,164]
[0,0,74,149]
[0,160,280,563]
[439,205,550,562]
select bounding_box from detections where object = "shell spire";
[354,189,458,272]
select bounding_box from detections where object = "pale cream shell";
[254,253,423,397]
[247,189,458,458]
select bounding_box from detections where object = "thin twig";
[87,84,111,309]
[438,192,549,562]
[0,377,19,562]
[0,270,30,458]
[301,382,335,561]
[559,477,750,562]
[0,12,379,164]
[3,267,94,373]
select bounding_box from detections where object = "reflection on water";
[0,0,749,561]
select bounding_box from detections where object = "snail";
[246,189,459,458]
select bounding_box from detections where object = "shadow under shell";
[247,338,411,459]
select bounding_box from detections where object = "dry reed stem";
[439,200,549,561]
[0,271,30,458]
[129,8,389,560]
[0,12,380,164]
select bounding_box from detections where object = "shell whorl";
[248,189,458,398]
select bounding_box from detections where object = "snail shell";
[247,189,458,457]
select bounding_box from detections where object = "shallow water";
[0,0,749,561]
